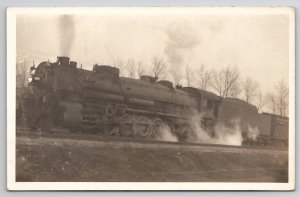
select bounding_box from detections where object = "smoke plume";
[59,15,75,56]
[164,22,200,84]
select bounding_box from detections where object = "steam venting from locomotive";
[213,119,243,146]
[185,113,261,146]
[164,22,200,84]
[247,126,259,141]
[188,113,243,146]
[157,125,178,142]
[59,15,75,56]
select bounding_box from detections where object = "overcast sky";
[16,13,289,93]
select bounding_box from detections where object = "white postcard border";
[7,7,296,191]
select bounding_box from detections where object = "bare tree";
[212,65,240,98]
[265,79,289,116]
[185,65,196,87]
[16,60,29,88]
[151,56,166,79]
[212,69,223,97]
[228,82,241,98]
[266,91,277,114]
[242,77,258,104]
[275,79,289,116]
[196,64,211,90]
[255,91,267,112]
[113,58,124,76]
[125,58,136,78]
[137,61,146,78]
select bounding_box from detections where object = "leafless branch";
[112,58,124,76]
[255,91,267,112]
[275,79,289,116]
[228,82,241,98]
[16,61,29,88]
[196,64,211,90]
[266,91,277,114]
[185,65,196,87]
[137,61,146,78]
[126,58,136,78]
[211,65,240,98]
[242,77,258,103]
[151,56,166,79]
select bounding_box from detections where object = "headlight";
[28,77,32,82]
[30,69,36,75]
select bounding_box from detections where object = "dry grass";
[16,136,288,182]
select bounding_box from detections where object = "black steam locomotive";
[21,56,288,146]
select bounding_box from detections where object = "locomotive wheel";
[109,125,120,135]
[25,117,38,131]
[120,123,133,136]
[135,124,149,137]
[147,125,157,138]
[38,117,54,131]
[154,118,163,130]
[151,118,164,138]
[68,128,79,132]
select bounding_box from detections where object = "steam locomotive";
[21,56,288,146]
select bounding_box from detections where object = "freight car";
[22,56,220,140]
[218,98,289,147]
[256,113,289,147]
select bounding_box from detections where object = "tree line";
[111,56,289,117]
[16,56,289,117]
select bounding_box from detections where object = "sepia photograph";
[7,7,295,190]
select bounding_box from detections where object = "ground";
[16,131,288,182]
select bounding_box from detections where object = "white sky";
[16,13,289,93]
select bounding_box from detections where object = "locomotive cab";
[179,87,221,136]
[179,87,220,119]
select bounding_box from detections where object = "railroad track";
[16,127,288,153]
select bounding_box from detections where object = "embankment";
[16,135,288,182]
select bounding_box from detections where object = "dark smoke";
[164,22,200,83]
[59,15,75,56]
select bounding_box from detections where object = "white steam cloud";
[153,113,260,146]
[214,121,243,146]
[156,124,178,142]
[247,125,259,141]
[164,22,200,84]
[187,113,243,146]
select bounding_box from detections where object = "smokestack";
[57,56,70,65]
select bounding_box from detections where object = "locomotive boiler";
[23,56,220,140]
